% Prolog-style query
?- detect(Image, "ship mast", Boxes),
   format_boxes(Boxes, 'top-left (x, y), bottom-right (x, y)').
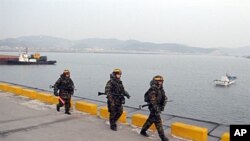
top-left (25, 48), bottom-right (28, 54)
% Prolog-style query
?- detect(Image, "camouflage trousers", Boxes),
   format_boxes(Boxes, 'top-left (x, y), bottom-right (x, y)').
top-left (108, 104), bottom-right (123, 127)
top-left (57, 97), bottom-right (71, 112)
top-left (141, 112), bottom-right (166, 139)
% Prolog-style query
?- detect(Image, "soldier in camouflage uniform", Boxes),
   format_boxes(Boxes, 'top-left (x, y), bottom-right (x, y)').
top-left (105, 69), bottom-right (130, 131)
top-left (54, 70), bottom-right (75, 115)
top-left (140, 75), bottom-right (169, 141)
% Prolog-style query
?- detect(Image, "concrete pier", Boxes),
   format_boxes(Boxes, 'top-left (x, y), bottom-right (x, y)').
top-left (0, 82), bottom-right (229, 141)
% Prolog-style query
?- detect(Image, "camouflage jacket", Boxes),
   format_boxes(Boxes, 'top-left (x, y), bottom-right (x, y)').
top-left (105, 74), bottom-right (126, 106)
top-left (144, 80), bottom-right (168, 112)
top-left (54, 74), bottom-right (75, 98)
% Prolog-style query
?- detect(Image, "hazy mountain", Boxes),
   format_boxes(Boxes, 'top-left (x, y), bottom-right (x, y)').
top-left (121, 40), bottom-right (215, 53)
top-left (1, 35), bottom-right (249, 55)
top-left (72, 38), bottom-right (124, 50)
top-left (0, 35), bottom-right (74, 49)
top-left (71, 38), bottom-right (215, 53)
top-left (217, 46), bottom-right (250, 56)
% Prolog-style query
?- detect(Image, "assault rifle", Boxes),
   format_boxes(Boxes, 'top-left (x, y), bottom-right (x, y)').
top-left (98, 91), bottom-right (131, 99)
top-left (139, 100), bottom-right (173, 109)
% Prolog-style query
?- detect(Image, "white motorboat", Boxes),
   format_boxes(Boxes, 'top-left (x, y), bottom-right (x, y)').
top-left (214, 74), bottom-right (237, 86)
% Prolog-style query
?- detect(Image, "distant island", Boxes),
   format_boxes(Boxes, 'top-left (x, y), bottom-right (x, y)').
top-left (0, 35), bottom-right (249, 56)
top-left (243, 56), bottom-right (250, 59)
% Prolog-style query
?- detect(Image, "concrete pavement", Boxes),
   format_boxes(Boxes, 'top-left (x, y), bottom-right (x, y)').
top-left (0, 91), bottom-right (176, 141)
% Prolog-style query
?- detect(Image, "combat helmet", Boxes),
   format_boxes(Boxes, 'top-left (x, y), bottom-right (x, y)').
top-left (113, 68), bottom-right (122, 75)
top-left (153, 75), bottom-right (164, 81)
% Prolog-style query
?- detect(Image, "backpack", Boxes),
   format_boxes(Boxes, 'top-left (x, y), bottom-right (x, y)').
top-left (144, 88), bottom-right (151, 103)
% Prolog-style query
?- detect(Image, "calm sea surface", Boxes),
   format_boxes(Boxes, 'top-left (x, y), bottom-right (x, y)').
top-left (1, 52), bottom-right (250, 124)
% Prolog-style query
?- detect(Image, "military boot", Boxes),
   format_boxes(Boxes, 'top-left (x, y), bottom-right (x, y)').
top-left (65, 108), bottom-right (71, 115)
top-left (160, 137), bottom-right (169, 141)
top-left (56, 105), bottom-right (60, 112)
top-left (110, 124), bottom-right (117, 131)
top-left (140, 130), bottom-right (150, 137)
top-left (65, 111), bottom-right (71, 115)
top-left (140, 121), bottom-right (151, 137)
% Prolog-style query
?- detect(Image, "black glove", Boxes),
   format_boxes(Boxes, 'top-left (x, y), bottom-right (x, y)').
top-left (159, 106), bottom-right (165, 111)
top-left (124, 91), bottom-right (130, 99)
top-left (54, 90), bottom-right (58, 96)
top-left (125, 94), bottom-right (130, 99)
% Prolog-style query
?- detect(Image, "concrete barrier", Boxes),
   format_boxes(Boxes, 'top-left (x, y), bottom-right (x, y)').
top-left (51, 96), bottom-right (59, 105)
top-left (171, 122), bottom-right (208, 141)
top-left (0, 83), bottom-right (6, 91)
top-left (0, 83), bottom-right (10, 91)
top-left (75, 101), bottom-right (97, 115)
top-left (131, 114), bottom-right (157, 131)
top-left (8, 85), bottom-right (23, 95)
top-left (0, 83), bottom-right (14, 92)
top-left (36, 92), bottom-right (54, 104)
top-left (99, 106), bottom-right (127, 123)
top-left (20, 89), bottom-right (37, 99)
top-left (221, 132), bottom-right (229, 141)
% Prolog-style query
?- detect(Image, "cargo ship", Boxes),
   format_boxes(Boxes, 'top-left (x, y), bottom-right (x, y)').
top-left (0, 55), bottom-right (19, 64)
top-left (0, 52), bottom-right (56, 65)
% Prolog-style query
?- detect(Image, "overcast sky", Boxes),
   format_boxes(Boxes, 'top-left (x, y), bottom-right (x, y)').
top-left (0, 0), bottom-right (249, 48)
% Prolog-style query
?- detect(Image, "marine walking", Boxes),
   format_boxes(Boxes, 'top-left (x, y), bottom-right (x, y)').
top-left (53, 70), bottom-right (75, 115)
top-left (52, 69), bottom-right (169, 140)
top-left (104, 68), bottom-right (130, 131)
top-left (140, 75), bottom-right (169, 141)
